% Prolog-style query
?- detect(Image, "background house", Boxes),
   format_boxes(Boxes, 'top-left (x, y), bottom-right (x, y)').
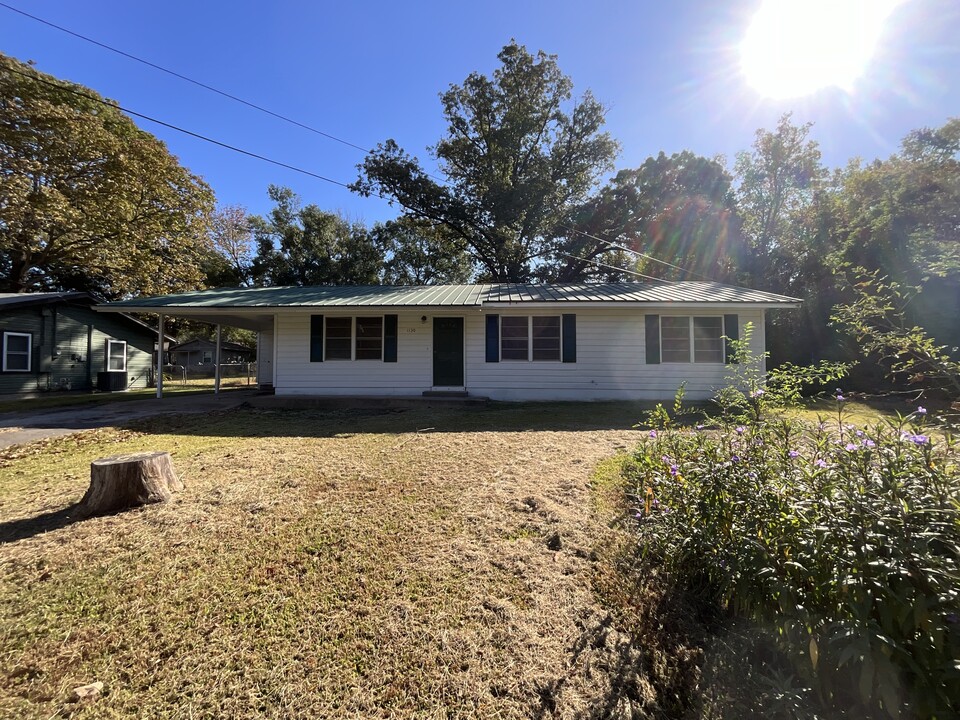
top-left (168, 338), bottom-right (255, 374)
top-left (0, 292), bottom-right (170, 394)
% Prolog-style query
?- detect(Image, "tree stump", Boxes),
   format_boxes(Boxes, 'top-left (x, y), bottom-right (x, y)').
top-left (79, 451), bottom-right (183, 517)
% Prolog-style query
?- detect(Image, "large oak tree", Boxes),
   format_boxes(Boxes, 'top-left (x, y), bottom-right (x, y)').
top-left (0, 53), bottom-right (215, 297)
top-left (353, 41), bottom-right (619, 282)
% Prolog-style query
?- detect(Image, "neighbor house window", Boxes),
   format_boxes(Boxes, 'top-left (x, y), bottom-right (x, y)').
top-left (660, 316), bottom-right (725, 363)
top-left (2, 331), bottom-right (31, 372)
top-left (324, 317), bottom-right (352, 360)
top-left (355, 317), bottom-right (383, 360)
top-left (201, 350), bottom-right (213, 364)
top-left (106, 340), bottom-right (127, 372)
top-left (500, 316), bottom-right (561, 361)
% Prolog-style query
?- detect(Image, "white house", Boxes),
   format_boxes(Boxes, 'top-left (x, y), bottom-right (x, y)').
top-left (98, 283), bottom-right (800, 402)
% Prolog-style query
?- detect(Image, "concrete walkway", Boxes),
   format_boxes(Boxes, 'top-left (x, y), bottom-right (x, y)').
top-left (0, 391), bottom-right (255, 450)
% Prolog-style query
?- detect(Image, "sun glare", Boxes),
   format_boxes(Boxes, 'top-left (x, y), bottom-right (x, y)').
top-left (740, 0), bottom-right (903, 99)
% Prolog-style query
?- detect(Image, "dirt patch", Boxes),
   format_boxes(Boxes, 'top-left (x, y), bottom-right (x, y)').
top-left (0, 405), bottom-right (656, 719)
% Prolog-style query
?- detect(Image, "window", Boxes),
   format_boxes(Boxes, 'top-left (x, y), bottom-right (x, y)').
top-left (660, 317), bottom-right (691, 363)
top-left (693, 317), bottom-right (724, 363)
top-left (2, 332), bottom-right (31, 372)
top-left (201, 350), bottom-right (213, 364)
top-left (325, 318), bottom-right (352, 360)
top-left (500, 317), bottom-right (528, 360)
top-left (532, 316), bottom-right (561, 361)
top-left (660, 316), bottom-right (725, 363)
top-left (322, 317), bottom-right (384, 361)
top-left (106, 340), bottom-right (127, 372)
top-left (355, 317), bottom-right (383, 360)
top-left (500, 316), bottom-right (561, 361)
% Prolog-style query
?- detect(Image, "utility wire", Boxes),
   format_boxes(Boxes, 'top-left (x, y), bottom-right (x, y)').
top-left (6, 65), bottom-right (354, 190)
top-left (0, 1), bottom-right (371, 154)
top-left (561, 254), bottom-right (665, 282)
top-left (561, 225), bottom-right (716, 282)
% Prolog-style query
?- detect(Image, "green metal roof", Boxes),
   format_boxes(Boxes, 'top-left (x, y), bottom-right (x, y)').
top-left (100, 282), bottom-right (801, 310)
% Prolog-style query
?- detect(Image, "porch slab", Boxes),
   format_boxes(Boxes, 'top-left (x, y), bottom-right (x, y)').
top-left (244, 394), bottom-right (489, 410)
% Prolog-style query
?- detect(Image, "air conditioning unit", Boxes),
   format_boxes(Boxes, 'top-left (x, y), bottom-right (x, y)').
top-left (97, 372), bottom-right (128, 392)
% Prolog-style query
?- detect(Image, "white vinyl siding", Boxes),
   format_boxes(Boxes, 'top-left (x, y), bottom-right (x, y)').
top-left (271, 309), bottom-right (764, 401)
top-left (2, 332), bottom-right (31, 372)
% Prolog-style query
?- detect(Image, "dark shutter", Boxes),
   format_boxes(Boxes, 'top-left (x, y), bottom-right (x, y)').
top-left (384, 314), bottom-right (398, 362)
top-left (562, 314), bottom-right (577, 363)
top-left (645, 315), bottom-right (661, 364)
top-left (485, 314), bottom-right (499, 363)
top-left (724, 314), bottom-right (739, 364)
top-left (310, 315), bottom-right (324, 362)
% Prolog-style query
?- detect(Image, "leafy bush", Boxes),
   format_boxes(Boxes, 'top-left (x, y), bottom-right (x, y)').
top-left (627, 402), bottom-right (960, 718)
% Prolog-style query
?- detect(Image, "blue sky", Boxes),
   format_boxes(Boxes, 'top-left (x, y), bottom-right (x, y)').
top-left (2, 0), bottom-right (958, 225)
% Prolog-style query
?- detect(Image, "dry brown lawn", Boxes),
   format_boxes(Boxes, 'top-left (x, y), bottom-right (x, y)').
top-left (0, 403), bottom-right (663, 719)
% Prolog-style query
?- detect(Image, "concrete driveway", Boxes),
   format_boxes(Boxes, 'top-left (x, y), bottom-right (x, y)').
top-left (0, 391), bottom-right (255, 450)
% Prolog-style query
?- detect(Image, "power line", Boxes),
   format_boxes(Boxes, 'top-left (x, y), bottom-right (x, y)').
top-left (5, 65), bottom-right (354, 190)
top-left (0, 1), bottom-right (371, 154)
top-left (561, 254), bottom-right (665, 282)
top-left (561, 225), bottom-right (716, 282)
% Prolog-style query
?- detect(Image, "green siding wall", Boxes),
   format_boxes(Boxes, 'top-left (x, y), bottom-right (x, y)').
top-left (0, 303), bottom-right (156, 394)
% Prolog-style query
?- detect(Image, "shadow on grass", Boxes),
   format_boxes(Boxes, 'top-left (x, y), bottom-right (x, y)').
top-left (0, 503), bottom-right (86, 544)
top-left (123, 400), bottom-right (675, 440)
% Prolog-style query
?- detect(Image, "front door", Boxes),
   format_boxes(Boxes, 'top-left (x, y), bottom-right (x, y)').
top-left (432, 317), bottom-right (464, 386)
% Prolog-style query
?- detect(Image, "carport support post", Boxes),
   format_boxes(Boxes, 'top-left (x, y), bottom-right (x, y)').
top-left (156, 314), bottom-right (164, 399)
top-left (214, 324), bottom-right (222, 395)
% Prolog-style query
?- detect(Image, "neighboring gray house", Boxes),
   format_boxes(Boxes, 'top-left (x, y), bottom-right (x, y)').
top-left (0, 292), bottom-right (167, 394)
top-left (99, 283), bottom-right (801, 401)
top-left (169, 338), bottom-right (255, 373)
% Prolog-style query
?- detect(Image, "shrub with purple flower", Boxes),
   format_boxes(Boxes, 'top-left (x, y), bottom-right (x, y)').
top-left (627, 396), bottom-right (959, 718)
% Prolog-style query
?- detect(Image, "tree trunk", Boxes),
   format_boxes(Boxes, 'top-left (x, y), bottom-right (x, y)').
top-left (79, 451), bottom-right (182, 517)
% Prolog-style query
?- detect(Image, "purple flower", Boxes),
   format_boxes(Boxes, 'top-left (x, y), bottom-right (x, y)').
top-left (815, 459), bottom-right (828, 469)
top-left (845, 443), bottom-right (857, 451)
top-left (788, 450), bottom-right (800, 458)
top-left (863, 439), bottom-right (876, 448)
top-left (735, 426), bottom-right (746, 435)
top-left (669, 464), bottom-right (680, 476)
top-left (731, 455), bottom-right (741, 463)
top-left (695, 424), bottom-right (705, 431)
top-left (855, 430), bottom-right (864, 438)
top-left (750, 388), bottom-right (765, 398)
top-left (911, 434), bottom-right (929, 445)
top-left (661, 455), bottom-right (672, 464)
top-left (917, 406), bottom-right (927, 415)
top-left (635, 512), bottom-right (643, 519)
top-left (836, 394), bottom-right (846, 402)
top-left (648, 430), bottom-right (657, 439)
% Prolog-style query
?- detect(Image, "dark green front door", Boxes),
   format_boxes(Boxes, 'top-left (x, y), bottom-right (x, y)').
top-left (433, 317), bottom-right (464, 386)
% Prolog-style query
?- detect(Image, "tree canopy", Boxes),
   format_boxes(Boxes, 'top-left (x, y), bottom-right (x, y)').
top-left (353, 41), bottom-right (619, 282)
top-left (248, 186), bottom-right (383, 287)
top-left (0, 52), bottom-right (215, 297)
